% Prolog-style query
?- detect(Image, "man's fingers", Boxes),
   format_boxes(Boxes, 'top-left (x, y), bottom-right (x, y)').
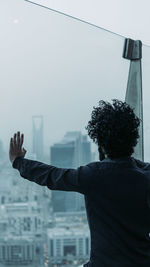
top-left (13, 133), bottom-right (17, 145)
top-left (12, 132), bottom-right (24, 149)
top-left (9, 138), bottom-right (14, 151)
top-left (17, 131), bottom-right (20, 147)
top-left (20, 134), bottom-right (24, 147)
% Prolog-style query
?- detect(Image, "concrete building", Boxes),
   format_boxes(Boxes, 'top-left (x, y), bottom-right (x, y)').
top-left (50, 132), bottom-right (92, 168)
top-left (2, 202), bottom-right (44, 236)
top-left (0, 202), bottom-right (45, 266)
top-left (50, 132), bottom-right (92, 213)
top-left (47, 225), bottom-right (90, 266)
top-left (0, 237), bottom-right (35, 266)
top-left (0, 235), bottom-right (44, 267)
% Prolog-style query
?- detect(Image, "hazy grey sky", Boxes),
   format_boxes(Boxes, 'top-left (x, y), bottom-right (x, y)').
top-left (1, 0), bottom-right (150, 160)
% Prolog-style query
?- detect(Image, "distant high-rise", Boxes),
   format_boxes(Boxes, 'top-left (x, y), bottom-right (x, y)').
top-left (81, 135), bottom-right (92, 165)
top-left (50, 131), bottom-right (92, 212)
top-left (50, 132), bottom-right (92, 168)
top-left (32, 116), bottom-right (44, 161)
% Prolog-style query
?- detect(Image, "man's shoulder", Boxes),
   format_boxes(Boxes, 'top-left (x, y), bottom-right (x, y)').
top-left (82, 161), bottom-right (107, 174)
top-left (133, 157), bottom-right (150, 170)
top-left (85, 161), bottom-right (102, 169)
top-left (85, 158), bottom-right (150, 171)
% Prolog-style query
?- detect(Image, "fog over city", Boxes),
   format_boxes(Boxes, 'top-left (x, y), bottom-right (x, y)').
top-left (0, 0), bottom-right (150, 160)
top-left (0, 0), bottom-right (149, 162)
top-left (0, 1), bottom-right (126, 155)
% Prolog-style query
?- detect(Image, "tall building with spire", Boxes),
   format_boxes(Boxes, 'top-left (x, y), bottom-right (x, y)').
top-left (32, 115), bottom-right (44, 161)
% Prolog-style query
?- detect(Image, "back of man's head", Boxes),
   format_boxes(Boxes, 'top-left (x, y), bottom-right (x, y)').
top-left (86, 99), bottom-right (140, 159)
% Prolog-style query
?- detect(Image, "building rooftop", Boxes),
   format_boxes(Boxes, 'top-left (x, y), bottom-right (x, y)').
top-left (47, 225), bottom-right (90, 238)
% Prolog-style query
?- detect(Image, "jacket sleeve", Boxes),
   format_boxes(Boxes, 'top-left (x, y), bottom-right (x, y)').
top-left (13, 157), bottom-right (92, 195)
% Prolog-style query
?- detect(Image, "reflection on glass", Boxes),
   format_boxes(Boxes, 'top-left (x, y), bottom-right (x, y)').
top-left (0, 0), bottom-right (130, 266)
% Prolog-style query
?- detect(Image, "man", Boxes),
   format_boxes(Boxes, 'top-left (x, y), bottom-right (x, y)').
top-left (9, 99), bottom-right (150, 267)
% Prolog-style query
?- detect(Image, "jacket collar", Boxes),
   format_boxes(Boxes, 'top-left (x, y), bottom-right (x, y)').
top-left (102, 156), bottom-right (132, 163)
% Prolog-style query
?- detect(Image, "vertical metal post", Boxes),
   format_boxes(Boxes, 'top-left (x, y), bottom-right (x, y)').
top-left (123, 39), bottom-right (144, 161)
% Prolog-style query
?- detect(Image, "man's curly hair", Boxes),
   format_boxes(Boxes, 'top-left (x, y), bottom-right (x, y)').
top-left (86, 99), bottom-right (141, 159)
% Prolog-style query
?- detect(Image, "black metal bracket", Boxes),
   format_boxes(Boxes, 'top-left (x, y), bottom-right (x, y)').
top-left (123, 38), bottom-right (142, 60)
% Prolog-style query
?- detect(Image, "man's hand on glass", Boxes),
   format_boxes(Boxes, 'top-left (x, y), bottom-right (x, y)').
top-left (9, 131), bottom-right (27, 164)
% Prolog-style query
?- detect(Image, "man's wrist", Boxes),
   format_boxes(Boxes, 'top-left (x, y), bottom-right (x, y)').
top-left (12, 157), bottom-right (23, 168)
top-left (10, 156), bottom-right (18, 165)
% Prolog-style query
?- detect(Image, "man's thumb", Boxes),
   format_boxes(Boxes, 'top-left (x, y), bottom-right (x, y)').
top-left (23, 148), bottom-right (27, 154)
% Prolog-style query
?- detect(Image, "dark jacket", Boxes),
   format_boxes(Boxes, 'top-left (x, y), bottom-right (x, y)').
top-left (13, 156), bottom-right (150, 267)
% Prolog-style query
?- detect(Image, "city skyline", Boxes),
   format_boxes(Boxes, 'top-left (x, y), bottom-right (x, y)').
top-left (0, 129), bottom-right (90, 266)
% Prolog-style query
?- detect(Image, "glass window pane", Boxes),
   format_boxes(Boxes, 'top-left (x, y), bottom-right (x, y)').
top-left (0, 0), bottom-right (129, 147)
top-left (0, 0), bottom-right (130, 266)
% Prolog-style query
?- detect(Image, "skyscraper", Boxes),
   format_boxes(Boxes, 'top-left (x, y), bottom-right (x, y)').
top-left (32, 115), bottom-right (44, 161)
top-left (50, 131), bottom-right (92, 212)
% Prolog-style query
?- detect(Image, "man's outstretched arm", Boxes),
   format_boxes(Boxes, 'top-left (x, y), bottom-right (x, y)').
top-left (9, 132), bottom-right (90, 194)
